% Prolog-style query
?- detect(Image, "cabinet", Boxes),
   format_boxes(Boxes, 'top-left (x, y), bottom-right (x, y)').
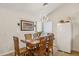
top-left (56, 22), bottom-right (72, 53)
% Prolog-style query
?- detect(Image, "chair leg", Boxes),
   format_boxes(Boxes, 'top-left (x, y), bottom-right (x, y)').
top-left (52, 50), bottom-right (53, 56)
top-left (15, 53), bottom-right (16, 56)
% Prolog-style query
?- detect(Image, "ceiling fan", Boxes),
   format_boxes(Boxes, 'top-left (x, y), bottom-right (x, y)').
top-left (43, 3), bottom-right (48, 6)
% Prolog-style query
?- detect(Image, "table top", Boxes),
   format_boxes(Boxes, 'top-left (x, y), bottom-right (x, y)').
top-left (21, 35), bottom-right (49, 45)
top-left (21, 39), bottom-right (40, 45)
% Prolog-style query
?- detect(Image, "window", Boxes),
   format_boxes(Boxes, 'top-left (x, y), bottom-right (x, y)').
top-left (36, 21), bottom-right (42, 32)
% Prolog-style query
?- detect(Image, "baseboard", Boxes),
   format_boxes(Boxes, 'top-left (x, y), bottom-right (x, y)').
top-left (72, 50), bottom-right (79, 53)
top-left (72, 49), bottom-right (79, 52)
top-left (0, 50), bottom-right (14, 56)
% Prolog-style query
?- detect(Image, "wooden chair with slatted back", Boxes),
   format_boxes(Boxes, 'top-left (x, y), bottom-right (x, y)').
top-left (26, 42), bottom-right (35, 55)
top-left (24, 34), bottom-right (34, 55)
top-left (34, 37), bottom-right (47, 56)
top-left (33, 33), bottom-right (38, 39)
top-left (13, 36), bottom-right (28, 56)
top-left (37, 32), bottom-right (42, 37)
top-left (33, 32), bottom-right (42, 39)
top-left (48, 35), bottom-right (53, 55)
top-left (46, 33), bottom-right (54, 55)
top-left (24, 34), bottom-right (32, 40)
top-left (24, 34), bottom-right (32, 49)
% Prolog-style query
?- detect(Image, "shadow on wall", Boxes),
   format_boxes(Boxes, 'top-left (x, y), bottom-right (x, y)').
top-left (72, 34), bottom-right (79, 51)
top-left (72, 21), bottom-right (79, 51)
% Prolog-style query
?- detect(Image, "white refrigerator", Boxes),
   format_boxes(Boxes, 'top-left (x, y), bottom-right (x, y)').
top-left (56, 22), bottom-right (72, 53)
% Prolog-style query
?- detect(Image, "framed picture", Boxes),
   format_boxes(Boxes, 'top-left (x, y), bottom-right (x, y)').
top-left (21, 20), bottom-right (34, 31)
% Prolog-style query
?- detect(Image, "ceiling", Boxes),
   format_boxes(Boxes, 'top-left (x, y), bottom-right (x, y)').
top-left (0, 3), bottom-right (64, 18)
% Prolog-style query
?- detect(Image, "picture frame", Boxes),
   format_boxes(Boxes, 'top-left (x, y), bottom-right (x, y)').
top-left (21, 20), bottom-right (34, 31)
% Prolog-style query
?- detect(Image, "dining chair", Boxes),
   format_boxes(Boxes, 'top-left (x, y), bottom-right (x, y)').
top-left (46, 33), bottom-right (54, 55)
top-left (13, 36), bottom-right (28, 56)
top-left (26, 42), bottom-right (35, 55)
top-left (33, 33), bottom-right (38, 39)
top-left (37, 32), bottom-right (42, 37)
top-left (47, 33), bottom-right (54, 39)
top-left (24, 34), bottom-right (35, 55)
top-left (33, 32), bottom-right (42, 39)
top-left (24, 34), bottom-right (32, 40)
top-left (34, 37), bottom-right (47, 56)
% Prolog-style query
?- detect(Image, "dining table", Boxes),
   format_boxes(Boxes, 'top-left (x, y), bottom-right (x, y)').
top-left (20, 35), bottom-right (49, 48)
top-left (21, 39), bottom-right (40, 45)
top-left (20, 35), bottom-right (52, 56)
top-left (21, 33), bottom-right (49, 44)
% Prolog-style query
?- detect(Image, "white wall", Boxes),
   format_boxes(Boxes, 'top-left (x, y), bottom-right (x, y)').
top-left (1, 3), bottom-right (79, 55)
top-left (48, 4), bottom-right (79, 51)
top-left (0, 7), bottom-right (36, 55)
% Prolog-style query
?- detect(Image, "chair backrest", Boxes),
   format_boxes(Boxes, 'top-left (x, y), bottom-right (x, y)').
top-left (13, 36), bottom-right (20, 55)
top-left (33, 33), bottom-right (38, 39)
top-left (47, 33), bottom-right (54, 39)
top-left (24, 34), bottom-right (32, 40)
top-left (47, 35), bottom-right (53, 52)
top-left (37, 32), bottom-right (42, 37)
top-left (33, 32), bottom-right (42, 39)
top-left (39, 37), bottom-right (46, 50)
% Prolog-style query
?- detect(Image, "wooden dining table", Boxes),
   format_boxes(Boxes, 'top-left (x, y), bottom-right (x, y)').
top-left (21, 34), bottom-right (48, 44)
top-left (20, 35), bottom-right (52, 56)
top-left (20, 35), bottom-right (48, 49)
